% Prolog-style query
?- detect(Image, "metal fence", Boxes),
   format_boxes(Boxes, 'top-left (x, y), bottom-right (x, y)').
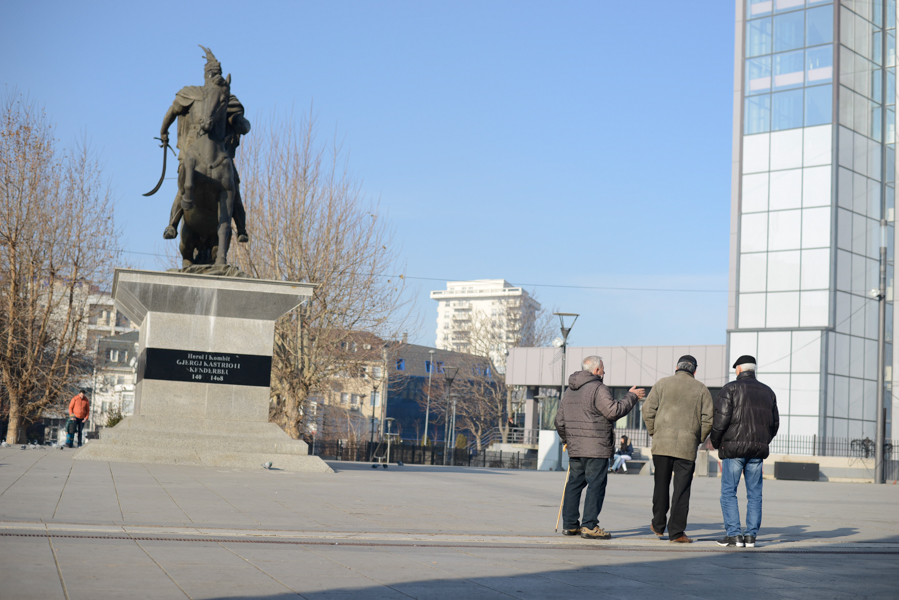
top-left (309, 439), bottom-right (537, 470)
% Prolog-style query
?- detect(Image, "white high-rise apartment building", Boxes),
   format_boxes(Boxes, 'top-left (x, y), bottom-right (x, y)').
top-left (431, 280), bottom-right (541, 362)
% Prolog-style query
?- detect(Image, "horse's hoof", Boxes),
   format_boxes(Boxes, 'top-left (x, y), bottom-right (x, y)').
top-left (163, 226), bottom-right (177, 240)
top-left (237, 233), bottom-right (249, 243)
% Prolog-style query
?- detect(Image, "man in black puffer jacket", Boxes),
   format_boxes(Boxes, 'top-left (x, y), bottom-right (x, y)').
top-left (711, 355), bottom-right (779, 549)
top-left (555, 355), bottom-right (645, 540)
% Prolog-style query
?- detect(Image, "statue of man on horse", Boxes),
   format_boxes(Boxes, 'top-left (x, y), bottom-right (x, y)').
top-left (151, 46), bottom-right (250, 267)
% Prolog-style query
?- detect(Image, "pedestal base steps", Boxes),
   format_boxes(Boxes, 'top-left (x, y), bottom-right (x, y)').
top-left (77, 416), bottom-right (331, 472)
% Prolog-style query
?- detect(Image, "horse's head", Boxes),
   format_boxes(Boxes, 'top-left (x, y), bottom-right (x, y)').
top-left (197, 73), bottom-right (231, 136)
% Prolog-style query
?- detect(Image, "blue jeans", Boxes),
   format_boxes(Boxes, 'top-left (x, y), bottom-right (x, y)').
top-left (720, 458), bottom-right (763, 537)
top-left (562, 457), bottom-right (609, 530)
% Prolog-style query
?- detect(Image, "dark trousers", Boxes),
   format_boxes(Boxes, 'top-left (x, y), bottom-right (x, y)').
top-left (651, 454), bottom-right (695, 539)
top-left (562, 457), bottom-right (609, 531)
top-left (73, 418), bottom-right (85, 447)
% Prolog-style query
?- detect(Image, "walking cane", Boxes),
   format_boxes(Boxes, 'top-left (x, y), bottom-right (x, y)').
top-left (555, 446), bottom-right (570, 532)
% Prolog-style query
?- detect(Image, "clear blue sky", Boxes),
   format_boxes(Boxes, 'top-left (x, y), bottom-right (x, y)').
top-left (3, 1), bottom-right (736, 348)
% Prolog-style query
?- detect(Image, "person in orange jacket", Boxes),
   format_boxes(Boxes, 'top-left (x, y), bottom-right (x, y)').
top-left (67, 390), bottom-right (90, 447)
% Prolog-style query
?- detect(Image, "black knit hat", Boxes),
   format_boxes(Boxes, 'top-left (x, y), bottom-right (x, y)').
top-left (732, 355), bottom-right (756, 368)
top-left (677, 355), bottom-right (697, 367)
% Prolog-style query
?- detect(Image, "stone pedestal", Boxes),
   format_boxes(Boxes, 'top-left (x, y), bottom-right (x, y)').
top-left (77, 268), bottom-right (331, 473)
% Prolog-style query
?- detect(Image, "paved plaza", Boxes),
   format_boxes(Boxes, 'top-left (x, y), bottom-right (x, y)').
top-left (0, 448), bottom-right (896, 599)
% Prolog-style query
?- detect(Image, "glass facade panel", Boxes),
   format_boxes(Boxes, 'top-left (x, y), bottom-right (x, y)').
top-left (775, 11), bottom-right (806, 52)
top-left (740, 253), bottom-right (768, 292)
top-left (742, 173), bottom-right (770, 212)
top-left (806, 6), bottom-right (834, 46)
top-left (749, 18), bottom-right (773, 57)
top-left (772, 89), bottom-right (804, 130)
top-left (801, 206), bottom-right (832, 247)
top-left (747, 56), bottom-right (773, 93)
top-left (806, 46), bottom-right (833, 84)
top-left (802, 165), bottom-right (831, 206)
top-left (769, 168), bottom-right (802, 209)
top-left (805, 84), bottom-right (833, 126)
top-left (767, 250), bottom-right (801, 290)
top-left (768, 210), bottom-right (803, 250)
top-left (746, 95), bottom-right (771, 134)
top-left (776, 0), bottom-right (804, 11)
top-left (775, 50), bottom-right (805, 88)
top-left (748, 0), bottom-right (774, 18)
top-left (771, 129), bottom-right (804, 168)
top-left (801, 248), bottom-right (831, 288)
top-left (742, 213), bottom-right (769, 252)
top-left (739, 293), bottom-right (767, 328)
top-left (766, 291), bottom-right (801, 327)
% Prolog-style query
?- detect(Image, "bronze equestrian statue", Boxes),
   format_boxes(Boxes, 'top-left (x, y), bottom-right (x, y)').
top-left (147, 46), bottom-right (250, 266)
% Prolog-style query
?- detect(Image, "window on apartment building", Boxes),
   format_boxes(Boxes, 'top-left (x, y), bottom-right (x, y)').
top-left (371, 391), bottom-right (380, 407)
top-left (396, 358), bottom-right (405, 371)
top-left (108, 349), bottom-right (119, 362)
top-left (340, 393), bottom-right (349, 405)
top-left (116, 376), bottom-right (124, 386)
top-left (372, 366), bottom-right (382, 379)
top-left (122, 395), bottom-right (134, 415)
top-left (425, 361), bottom-right (445, 374)
top-left (350, 394), bottom-right (360, 408)
top-left (101, 401), bottom-right (111, 413)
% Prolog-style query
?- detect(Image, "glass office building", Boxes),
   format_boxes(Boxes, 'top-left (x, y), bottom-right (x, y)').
top-left (729, 0), bottom-right (896, 441)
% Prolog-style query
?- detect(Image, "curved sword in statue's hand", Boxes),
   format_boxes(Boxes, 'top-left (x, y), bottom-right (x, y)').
top-left (142, 137), bottom-right (176, 197)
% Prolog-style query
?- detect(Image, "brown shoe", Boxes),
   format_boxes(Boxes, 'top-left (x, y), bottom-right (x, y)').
top-left (580, 526), bottom-right (612, 540)
top-left (650, 523), bottom-right (664, 538)
top-left (670, 534), bottom-right (693, 544)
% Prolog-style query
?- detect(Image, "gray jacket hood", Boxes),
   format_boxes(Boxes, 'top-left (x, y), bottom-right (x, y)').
top-left (568, 371), bottom-right (600, 391)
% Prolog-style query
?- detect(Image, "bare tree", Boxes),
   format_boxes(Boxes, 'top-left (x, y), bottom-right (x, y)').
top-left (227, 111), bottom-right (414, 439)
top-left (0, 95), bottom-right (121, 443)
top-left (450, 299), bottom-right (554, 449)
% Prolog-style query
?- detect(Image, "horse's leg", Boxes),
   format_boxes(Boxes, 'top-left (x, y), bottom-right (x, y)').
top-left (181, 156), bottom-right (196, 211)
top-left (215, 176), bottom-right (235, 266)
top-left (180, 224), bottom-right (197, 268)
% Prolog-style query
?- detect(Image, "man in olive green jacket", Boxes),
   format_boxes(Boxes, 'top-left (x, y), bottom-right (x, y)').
top-left (642, 355), bottom-right (713, 543)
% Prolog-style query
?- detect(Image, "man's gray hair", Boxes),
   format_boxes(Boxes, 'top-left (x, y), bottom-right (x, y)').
top-left (739, 362), bottom-right (757, 372)
top-left (676, 360), bottom-right (697, 374)
top-left (582, 355), bottom-right (603, 372)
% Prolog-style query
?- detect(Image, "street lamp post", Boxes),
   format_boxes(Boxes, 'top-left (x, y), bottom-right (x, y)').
top-left (367, 372), bottom-right (383, 462)
top-left (875, 219), bottom-right (887, 484)
top-left (441, 366), bottom-right (459, 465)
top-left (552, 313), bottom-right (579, 403)
top-left (423, 349), bottom-right (435, 446)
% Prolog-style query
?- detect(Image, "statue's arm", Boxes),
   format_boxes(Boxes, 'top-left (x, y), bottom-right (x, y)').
top-left (159, 103), bottom-right (188, 145)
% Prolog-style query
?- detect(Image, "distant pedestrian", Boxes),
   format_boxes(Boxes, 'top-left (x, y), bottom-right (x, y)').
top-left (642, 355), bottom-right (713, 544)
top-left (711, 355), bottom-right (779, 548)
top-left (555, 356), bottom-right (645, 540)
top-left (67, 390), bottom-right (90, 448)
top-left (609, 435), bottom-right (633, 473)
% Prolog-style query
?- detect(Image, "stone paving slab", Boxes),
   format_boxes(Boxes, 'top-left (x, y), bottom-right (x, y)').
top-left (0, 448), bottom-right (896, 599)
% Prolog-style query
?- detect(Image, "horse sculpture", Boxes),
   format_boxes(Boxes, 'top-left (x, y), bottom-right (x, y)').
top-left (149, 46), bottom-right (247, 267)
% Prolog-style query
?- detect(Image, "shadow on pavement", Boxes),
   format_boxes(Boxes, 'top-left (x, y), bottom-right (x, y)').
top-left (324, 461), bottom-right (512, 475)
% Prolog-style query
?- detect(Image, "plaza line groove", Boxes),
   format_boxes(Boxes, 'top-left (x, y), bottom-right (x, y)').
top-left (1, 533), bottom-right (895, 555)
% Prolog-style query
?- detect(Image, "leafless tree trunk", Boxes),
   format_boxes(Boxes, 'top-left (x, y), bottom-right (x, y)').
top-left (228, 110), bottom-right (414, 439)
top-left (0, 95), bottom-right (121, 443)
top-left (450, 300), bottom-right (554, 449)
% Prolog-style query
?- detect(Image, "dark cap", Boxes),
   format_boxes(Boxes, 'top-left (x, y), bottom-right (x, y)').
top-left (732, 355), bottom-right (756, 368)
top-left (677, 355), bottom-right (697, 367)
